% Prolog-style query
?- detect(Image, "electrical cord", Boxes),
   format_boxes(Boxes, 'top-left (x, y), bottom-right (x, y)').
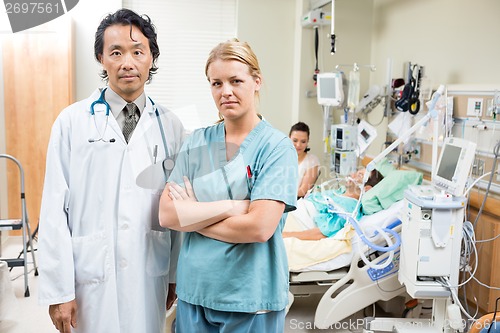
top-left (363, 103), bottom-right (386, 127)
top-left (475, 232), bottom-right (500, 243)
top-left (429, 222), bottom-right (481, 322)
top-left (313, 26), bottom-right (320, 85)
top-left (464, 172), bottom-right (492, 196)
top-left (462, 215), bottom-right (500, 290)
top-left (487, 297), bottom-right (500, 333)
top-left (461, 221), bottom-right (477, 317)
top-left (455, 222), bottom-right (479, 288)
top-left (473, 140), bottom-right (500, 228)
top-left (439, 276), bottom-right (477, 321)
top-left (471, 276), bottom-right (500, 291)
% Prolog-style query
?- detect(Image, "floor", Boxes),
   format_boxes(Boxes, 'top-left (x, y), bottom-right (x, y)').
top-left (0, 236), bottom-right (381, 333)
top-left (0, 236), bottom-right (56, 333)
top-left (285, 294), bottom-right (369, 333)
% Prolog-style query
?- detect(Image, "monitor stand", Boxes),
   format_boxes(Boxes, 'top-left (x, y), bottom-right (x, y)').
top-left (363, 298), bottom-right (462, 333)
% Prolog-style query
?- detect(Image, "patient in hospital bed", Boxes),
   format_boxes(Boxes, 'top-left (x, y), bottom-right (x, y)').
top-left (283, 159), bottom-right (423, 271)
top-left (283, 168), bottom-right (384, 240)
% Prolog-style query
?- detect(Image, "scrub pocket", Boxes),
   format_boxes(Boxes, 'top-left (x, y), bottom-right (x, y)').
top-left (72, 231), bottom-right (110, 285)
top-left (146, 230), bottom-right (171, 277)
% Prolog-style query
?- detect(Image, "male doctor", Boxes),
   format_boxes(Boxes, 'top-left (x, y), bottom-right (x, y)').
top-left (38, 9), bottom-right (185, 333)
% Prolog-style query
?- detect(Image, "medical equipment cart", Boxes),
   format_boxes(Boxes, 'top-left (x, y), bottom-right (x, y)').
top-left (0, 154), bottom-right (38, 297)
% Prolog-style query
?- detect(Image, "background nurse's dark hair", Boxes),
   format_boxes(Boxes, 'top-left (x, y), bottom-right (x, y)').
top-left (289, 122), bottom-right (311, 152)
top-left (94, 8), bottom-right (160, 82)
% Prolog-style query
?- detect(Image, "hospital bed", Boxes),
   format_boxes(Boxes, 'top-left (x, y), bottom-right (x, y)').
top-left (284, 172), bottom-right (420, 329)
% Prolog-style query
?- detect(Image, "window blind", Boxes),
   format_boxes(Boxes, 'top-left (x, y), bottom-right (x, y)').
top-left (122, 0), bottom-right (237, 131)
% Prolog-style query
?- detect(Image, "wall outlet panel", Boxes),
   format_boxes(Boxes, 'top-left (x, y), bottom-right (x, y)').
top-left (467, 98), bottom-right (484, 116)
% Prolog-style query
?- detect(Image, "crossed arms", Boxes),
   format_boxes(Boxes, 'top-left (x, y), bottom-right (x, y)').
top-left (159, 176), bottom-right (285, 243)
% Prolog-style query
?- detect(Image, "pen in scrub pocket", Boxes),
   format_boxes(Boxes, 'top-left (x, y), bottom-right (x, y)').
top-left (153, 145), bottom-right (158, 164)
top-left (246, 165), bottom-right (253, 192)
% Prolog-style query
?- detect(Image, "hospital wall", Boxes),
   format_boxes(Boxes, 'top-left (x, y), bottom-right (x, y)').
top-left (366, 0), bottom-right (500, 196)
top-left (274, 0), bottom-right (500, 179)
top-left (300, 0), bottom-right (500, 177)
top-left (236, 0), bottom-right (373, 145)
top-left (0, 0), bottom-right (121, 243)
top-left (294, 0), bottom-right (374, 176)
top-left (367, 0), bottom-right (500, 159)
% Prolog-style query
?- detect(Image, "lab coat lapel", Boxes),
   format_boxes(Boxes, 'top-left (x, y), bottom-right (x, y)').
top-left (126, 100), bottom-right (167, 192)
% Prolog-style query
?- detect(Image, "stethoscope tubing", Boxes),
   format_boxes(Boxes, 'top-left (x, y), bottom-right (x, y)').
top-left (89, 88), bottom-right (171, 180)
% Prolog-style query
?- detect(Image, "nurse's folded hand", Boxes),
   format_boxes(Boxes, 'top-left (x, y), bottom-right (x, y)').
top-left (168, 176), bottom-right (198, 202)
top-left (229, 200), bottom-right (250, 217)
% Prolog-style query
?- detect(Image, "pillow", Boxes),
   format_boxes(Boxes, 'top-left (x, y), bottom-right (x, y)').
top-left (373, 157), bottom-right (396, 177)
top-left (361, 170), bottom-right (423, 215)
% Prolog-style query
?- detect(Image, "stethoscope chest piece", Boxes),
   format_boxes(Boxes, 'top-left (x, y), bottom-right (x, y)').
top-left (88, 88), bottom-right (115, 143)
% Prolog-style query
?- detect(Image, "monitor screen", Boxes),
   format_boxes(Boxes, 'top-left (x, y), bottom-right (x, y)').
top-left (360, 128), bottom-right (370, 141)
top-left (436, 144), bottom-right (461, 181)
top-left (319, 77), bottom-right (336, 98)
top-left (432, 137), bottom-right (477, 196)
top-left (316, 72), bottom-right (343, 107)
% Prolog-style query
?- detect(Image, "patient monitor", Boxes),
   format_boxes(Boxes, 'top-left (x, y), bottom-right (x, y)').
top-left (399, 137), bottom-right (476, 297)
top-left (364, 137), bottom-right (477, 333)
top-left (357, 120), bottom-right (377, 155)
top-left (432, 137), bottom-right (477, 197)
top-left (331, 124), bottom-right (357, 151)
top-left (330, 124), bottom-right (357, 175)
top-left (332, 150), bottom-right (357, 175)
top-left (317, 72), bottom-right (343, 107)
top-left (399, 192), bottom-right (467, 298)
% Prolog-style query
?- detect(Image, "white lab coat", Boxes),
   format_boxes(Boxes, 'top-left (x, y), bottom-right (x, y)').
top-left (38, 89), bottom-right (185, 333)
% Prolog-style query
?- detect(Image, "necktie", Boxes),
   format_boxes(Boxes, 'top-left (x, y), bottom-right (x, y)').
top-left (122, 103), bottom-right (138, 143)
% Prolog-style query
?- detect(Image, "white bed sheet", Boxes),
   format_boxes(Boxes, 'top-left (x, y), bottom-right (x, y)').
top-left (287, 200), bottom-right (404, 272)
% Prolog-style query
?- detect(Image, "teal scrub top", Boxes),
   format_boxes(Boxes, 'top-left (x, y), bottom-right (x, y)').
top-left (168, 120), bottom-right (298, 313)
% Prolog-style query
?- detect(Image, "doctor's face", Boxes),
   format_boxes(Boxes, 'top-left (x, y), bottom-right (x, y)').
top-left (207, 59), bottom-right (261, 122)
top-left (99, 24), bottom-right (153, 102)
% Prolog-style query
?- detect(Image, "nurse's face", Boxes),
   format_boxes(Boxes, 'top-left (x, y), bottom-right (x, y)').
top-left (99, 24), bottom-right (153, 102)
top-left (290, 130), bottom-right (309, 156)
top-left (207, 59), bottom-right (261, 122)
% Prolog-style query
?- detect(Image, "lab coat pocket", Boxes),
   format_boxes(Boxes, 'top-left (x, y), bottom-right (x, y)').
top-left (71, 231), bottom-right (110, 285)
top-left (146, 230), bottom-right (171, 277)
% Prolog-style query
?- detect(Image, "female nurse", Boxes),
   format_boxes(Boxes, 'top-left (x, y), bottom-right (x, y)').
top-left (289, 122), bottom-right (320, 198)
top-left (159, 39), bottom-right (298, 333)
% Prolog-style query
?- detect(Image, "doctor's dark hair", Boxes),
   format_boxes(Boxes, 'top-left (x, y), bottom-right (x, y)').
top-left (94, 8), bottom-right (160, 82)
top-left (289, 122), bottom-right (311, 152)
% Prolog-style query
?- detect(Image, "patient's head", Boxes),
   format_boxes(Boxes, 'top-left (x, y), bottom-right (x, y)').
top-left (345, 168), bottom-right (384, 199)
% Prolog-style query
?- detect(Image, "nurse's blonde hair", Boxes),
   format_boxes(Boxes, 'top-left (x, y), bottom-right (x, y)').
top-left (205, 38), bottom-right (262, 122)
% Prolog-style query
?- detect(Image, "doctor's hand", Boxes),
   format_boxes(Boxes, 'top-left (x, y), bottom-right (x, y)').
top-left (168, 176), bottom-right (197, 202)
top-left (49, 299), bottom-right (77, 333)
top-left (166, 283), bottom-right (177, 310)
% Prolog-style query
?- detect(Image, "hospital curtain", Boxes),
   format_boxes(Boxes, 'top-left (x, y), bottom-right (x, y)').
top-left (122, 0), bottom-right (238, 132)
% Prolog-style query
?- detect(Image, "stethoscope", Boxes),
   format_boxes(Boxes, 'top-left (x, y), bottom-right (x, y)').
top-left (88, 88), bottom-right (171, 179)
top-left (88, 88), bottom-right (115, 143)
